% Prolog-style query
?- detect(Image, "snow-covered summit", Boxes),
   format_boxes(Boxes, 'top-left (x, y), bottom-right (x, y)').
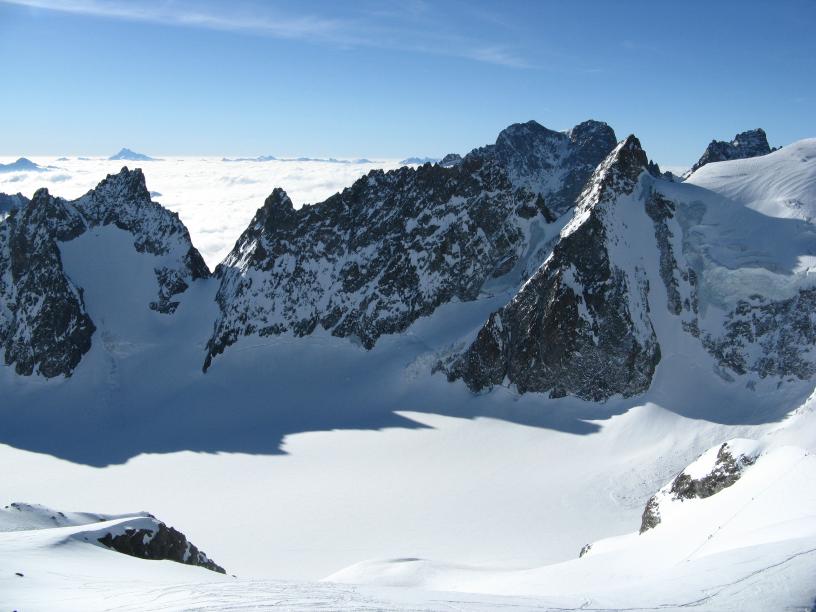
top-left (467, 119), bottom-right (618, 215)
top-left (400, 156), bottom-right (439, 165)
top-left (109, 148), bottom-right (158, 162)
top-left (448, 130), bottom-right (816, 399)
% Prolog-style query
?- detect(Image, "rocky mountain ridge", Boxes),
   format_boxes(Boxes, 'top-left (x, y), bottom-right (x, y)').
top-left (686, 128), bottom-right (772, 176)
top-left (1, 123), bottom-right (814, 405)
top-left (203, 119), bottom-right (617, 370)
top-left (0, 167), bottom-right (207, 377)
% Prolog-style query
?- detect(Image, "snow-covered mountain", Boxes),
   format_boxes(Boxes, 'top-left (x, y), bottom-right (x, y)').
top-left (109, 148), bottom-right (159, 162)
top-left (0, 157), bottom-right (48, 173)
top-left (204, 119), bottom-right (616, 369)
top-left (0, 167), bottom-right (208, 377)
top-left (447, 134), bottom-right (816, 400)
top-left (1, 121), bottom-right (816, 609)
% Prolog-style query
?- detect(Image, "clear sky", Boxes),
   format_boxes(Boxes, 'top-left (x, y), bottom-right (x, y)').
top-left (0, 0), bottom-right (813, 167)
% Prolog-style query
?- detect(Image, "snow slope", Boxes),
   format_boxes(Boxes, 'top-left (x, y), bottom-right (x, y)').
top-left (3, 408), bottom-right (815, 610)
top-left (686, 138), bottom-right (816, 222)
top-left (328, 406), bottom-right (816, 610)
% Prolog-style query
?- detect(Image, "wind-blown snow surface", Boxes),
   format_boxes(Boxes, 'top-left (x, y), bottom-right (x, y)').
top-left (686, 138), bottom-right (816, 222)
top-left (0, 156), bottom-right (405, 267)
top-left (2, 140), bottom-right (816, 610)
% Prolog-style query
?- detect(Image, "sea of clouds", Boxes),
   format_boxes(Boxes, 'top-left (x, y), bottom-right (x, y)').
top-left (0, 156), bottom-right (407, 268)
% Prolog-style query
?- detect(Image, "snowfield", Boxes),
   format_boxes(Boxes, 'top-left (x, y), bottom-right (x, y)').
top-left (686, 138), bottom-right (816, 222)
top-left (2, 139), bottom-right (816, 610)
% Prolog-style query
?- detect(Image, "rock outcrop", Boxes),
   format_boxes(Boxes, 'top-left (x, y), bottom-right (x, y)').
top-left (701, 289), bottom-right (816, 381)
top-left (687, 129), bottom-right (771, 175)
top-left (640, 439), bottom-right (761, 533)
top-left (445, 136), bottom-right (661, 401)
top-left (98, 520), bottom-right (225, 574)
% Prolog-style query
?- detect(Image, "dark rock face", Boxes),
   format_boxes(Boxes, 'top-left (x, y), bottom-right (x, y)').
top-left (0, 189), bottom-right (95, 377)
top-left (0, 168), bottom-right (208, 377)
top-left (205, 120), bottom-right (617, 369)
top-left (639, 497), bottom-right (661, 533)
top-left (0, 192), bottom-right (29, 219)
top-left (438, 153), bottom-right (463, 168)
top-left (469, 119), bottom-right (617, 215)
top-left (645, 191), bottom-right (696, 317)
top-left (446, 136), bottom-right (661, 401)
top-left (688, 129), bottom-right (771, 175)
top-left (640, 441), bottom-right (758, 533)
top-left (702, 289), bottom-right (816, 380)
top-left (98, 522), bottom-right (225, 574)
top-left (669, 444), bottom-right (755, 500)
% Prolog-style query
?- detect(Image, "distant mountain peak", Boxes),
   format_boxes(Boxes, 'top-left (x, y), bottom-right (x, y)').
top-left (687, 128), bottom-right (771, 175)
top-left (568, 119), bottom-right (614, 140)
top-left (108, 148), bottom-right (158, 162)
top-left (0, 157), bottom-right (48, 173)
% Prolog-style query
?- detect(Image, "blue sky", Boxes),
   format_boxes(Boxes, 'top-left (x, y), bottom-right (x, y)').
top-left (0, 0), bottom-right (813, 166)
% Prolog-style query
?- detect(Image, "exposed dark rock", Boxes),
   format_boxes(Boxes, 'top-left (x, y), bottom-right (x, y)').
top-left (446, 136), bottom-right (661, 401)
top-left (645, 192), bottom-right (683, 315)
top-left (579, 543), bottom-right (592, 558)
top-left (701, 289), bottom-right (816, 380)
top-left (438, 153), bottom-right (463, 168)
top-left (0, 192), bottom-right (29, 219)
top-left (97, 522), bottom-right (225, 574)
top-left (205, 120), bottom-right (617, 369)
top-left (0, 189), bottom-right (95, 377)
top-left (468, 119), bottom-right (618, 215)
top-left (639, 496), bottom-right (661, 533)
top-left (640, 441), bottom-right (758, 533)
top-left (687, 129), bottom-right (771, 175)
